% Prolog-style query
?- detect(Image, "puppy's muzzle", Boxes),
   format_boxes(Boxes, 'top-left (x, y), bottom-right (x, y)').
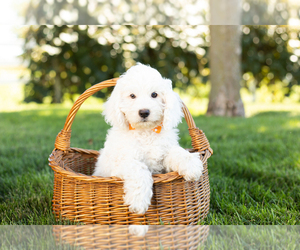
top-left (139, 109), bottom-right (150, 118)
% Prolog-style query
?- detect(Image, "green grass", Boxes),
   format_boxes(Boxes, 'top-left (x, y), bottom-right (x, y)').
top-left (0, 105), bottom-right (300, 225)
top-left (203, 225), bottom-right (300, 249)
top-left (1, 225), bottom-right (299, 249)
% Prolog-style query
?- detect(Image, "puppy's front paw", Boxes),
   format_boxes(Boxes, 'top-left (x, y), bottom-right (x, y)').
top-left (182, 153), bottom-right (203, 182)
top-left (123, 167), bottom-right (153, 215)
top-left (127, 199), bottom-right (150, 215)
top-left (129, 225), bottom-right (149, 237)
top-left (124, 181), bottom-right (152, 214)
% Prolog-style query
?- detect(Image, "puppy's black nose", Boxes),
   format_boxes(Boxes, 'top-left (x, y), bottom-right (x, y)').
top-left (139, 109), bottom-right (150, 118)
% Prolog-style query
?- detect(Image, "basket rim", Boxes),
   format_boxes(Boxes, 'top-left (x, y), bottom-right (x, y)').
top-left (49, 147), bottom-right (210, 184)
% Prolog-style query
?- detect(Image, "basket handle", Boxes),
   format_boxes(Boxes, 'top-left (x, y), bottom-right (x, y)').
top-left (54, 78), bottom-right (213, 159)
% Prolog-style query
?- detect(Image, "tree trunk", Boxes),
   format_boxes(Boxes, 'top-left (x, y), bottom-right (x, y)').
top-left (207, 0), bottom-right (245, 117)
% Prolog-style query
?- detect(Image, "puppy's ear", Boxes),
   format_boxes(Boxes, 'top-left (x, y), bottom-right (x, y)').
top-left (102, 83), bottom-right (127, 129)
top-left (163, 79), bottom-right (183, 130)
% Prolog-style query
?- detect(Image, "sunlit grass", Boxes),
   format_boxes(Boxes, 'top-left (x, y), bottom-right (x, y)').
top-left (287, 120), bottom-right (300, 128)
top-left (1, 83), bottom-right (300, 117)
top-left (244, 102), bottom-right (300, 117)
top-left (0, 83), bottom-right (104, 113)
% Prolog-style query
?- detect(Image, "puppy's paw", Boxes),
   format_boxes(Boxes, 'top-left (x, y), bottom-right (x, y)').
top-left (129, 225), bottom-right (149, 237)
top-left (124, 183), bottom-right (152, 214)
top-left (182, 153), bottom-right (203, 182)
top-left (122, 163), bottom-right (153, 214)
top-left (127, 199), bottom-right (150, 215)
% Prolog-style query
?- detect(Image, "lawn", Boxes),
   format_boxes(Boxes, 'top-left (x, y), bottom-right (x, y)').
top-left (0, 103), bottom-right (300, 225)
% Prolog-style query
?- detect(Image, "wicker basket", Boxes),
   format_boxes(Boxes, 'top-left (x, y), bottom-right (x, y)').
top-left (53, 225), bottom-right (210, 250)
top-left (49, 78), bottom-right (213, 225)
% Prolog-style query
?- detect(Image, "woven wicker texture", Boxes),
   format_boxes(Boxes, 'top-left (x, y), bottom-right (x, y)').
top-left (53, 225), bottom-right (210, 250)
top-left (49, 78), bottom-right (213, 225)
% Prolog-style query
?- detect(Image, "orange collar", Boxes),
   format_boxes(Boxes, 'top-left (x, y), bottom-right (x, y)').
top-left (129, 123), bottom-right (163, 134)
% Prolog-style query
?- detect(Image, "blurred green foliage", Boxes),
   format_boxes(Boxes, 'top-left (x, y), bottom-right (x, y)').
top-left (22, 26), bottom-right (125, 103)
top-left (242, 26), bottom-right (300, 101)
top-left (22, 25), bottom-right (208, 103)
top-left (21, 0), bottom-right (300, 103)
top-left (22, 24), bottom-right (300, 103)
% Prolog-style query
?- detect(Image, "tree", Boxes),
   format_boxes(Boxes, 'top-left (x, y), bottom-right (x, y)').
top-left (20, 0), bottom-right (210, 104)
top-left (207, 0), bottom-right (245, 116)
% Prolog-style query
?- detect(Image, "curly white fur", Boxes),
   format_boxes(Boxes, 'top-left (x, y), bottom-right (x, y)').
top-left (93, 63), bottom-right (203, 214)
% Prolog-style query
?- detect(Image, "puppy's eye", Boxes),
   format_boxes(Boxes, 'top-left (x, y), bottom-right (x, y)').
top-left (151, 92), bottom-right (158, 98)
top-left (130, 94), bottom-right (136, 99)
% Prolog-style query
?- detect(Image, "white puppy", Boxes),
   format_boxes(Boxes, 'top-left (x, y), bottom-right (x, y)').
top-left (93, 63), bottom-right (203, 214)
